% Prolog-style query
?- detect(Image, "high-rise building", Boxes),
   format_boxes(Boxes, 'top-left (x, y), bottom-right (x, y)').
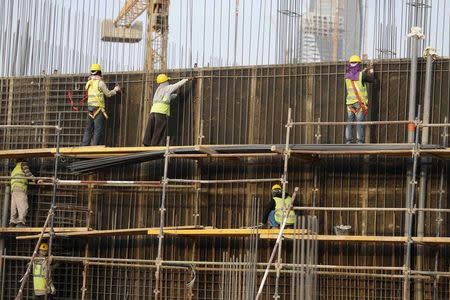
top-left (277, 0), bottom-right (364, 63)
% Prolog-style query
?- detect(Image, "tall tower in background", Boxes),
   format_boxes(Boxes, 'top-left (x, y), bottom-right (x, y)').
top-left (277, 0), bottom-right (364, 63)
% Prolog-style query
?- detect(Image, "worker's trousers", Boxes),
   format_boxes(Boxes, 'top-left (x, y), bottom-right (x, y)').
top-left (345, 102), bottom-right (366, 144)
top-left (10, 188), bottom-right (28, 225)
top-left (81, 110), bottom-right (106, 146)
top-left (143, 112), bottom-right (168, 146)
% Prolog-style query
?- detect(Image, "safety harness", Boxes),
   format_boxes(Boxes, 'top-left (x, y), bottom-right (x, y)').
top-left (67, 80), bottom-right (109, 119)
top-left (349, 80), bottom-right (368, 115)
top-left (67, 87), bottom-right (89, 112)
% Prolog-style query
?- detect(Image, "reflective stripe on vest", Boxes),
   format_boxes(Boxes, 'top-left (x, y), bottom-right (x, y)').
top-left (345, 72), bottom-right (368, 105)
top-left (86, 79), bottom-right (105, 109)
top-left (150, 102), bottom-right (170, 116)
top-left (273, 196), bottom-right (296, 225)
top-left (150, 85), bottom-right (171, 116)
top-left (33, 259), bottom-right (47, 294)
top-left (11, 163), bottom-right (28, 192)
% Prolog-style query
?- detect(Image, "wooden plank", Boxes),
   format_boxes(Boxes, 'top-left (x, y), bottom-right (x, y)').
top-left (141, 228), bottom-right (450, 244)
top-left (16, 225), bottom-right (204, 240)
top-left (147, 228), bottom-right (306, 236)
top-left (1, 227), bottom-right (89, 234)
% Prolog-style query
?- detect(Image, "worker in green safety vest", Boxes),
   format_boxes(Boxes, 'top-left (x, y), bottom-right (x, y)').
top-left (344, 55), bottom-right (375, 144)
top-left (33, 242), bottom-right (56, 298)
top-left (10, 159), bottom-right (35, 227)
top-left (142, 74), bottom-right (192, 146)
top-left (81, 63), bottom-right (121, 146)
top-left (262, 184), bottom-right (297, 228)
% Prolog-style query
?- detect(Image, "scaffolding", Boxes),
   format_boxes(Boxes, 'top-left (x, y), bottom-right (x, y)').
top-left (0, 56), bottom-right (450, 298)
top-left (0, 106), bottom-right (449, 299)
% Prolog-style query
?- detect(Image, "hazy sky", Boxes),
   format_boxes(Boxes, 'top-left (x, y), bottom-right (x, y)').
top-left (1, 0), bottom-right (449, 76)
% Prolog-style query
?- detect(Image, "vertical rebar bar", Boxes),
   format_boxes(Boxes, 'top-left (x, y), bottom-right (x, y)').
top-left (0, 185), bottom-right (10, 299)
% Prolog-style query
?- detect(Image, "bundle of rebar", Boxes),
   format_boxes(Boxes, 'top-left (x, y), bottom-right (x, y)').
top-left (68, 143), bottom-right (444, 173)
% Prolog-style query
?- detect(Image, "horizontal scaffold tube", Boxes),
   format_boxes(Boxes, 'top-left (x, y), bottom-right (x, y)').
top-left (293, 206), bottom-right (450, 213)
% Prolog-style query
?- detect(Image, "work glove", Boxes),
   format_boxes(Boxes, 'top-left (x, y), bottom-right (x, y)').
top-left (114, 85), bottom-right (121, 92)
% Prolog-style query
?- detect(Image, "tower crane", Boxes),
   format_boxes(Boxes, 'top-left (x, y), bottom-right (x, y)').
top-left (102, 0), bottom-right (170, 73)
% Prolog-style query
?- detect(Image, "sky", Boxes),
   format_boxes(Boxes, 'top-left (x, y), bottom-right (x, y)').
top-left (0, 0), bottom-right (449, 76)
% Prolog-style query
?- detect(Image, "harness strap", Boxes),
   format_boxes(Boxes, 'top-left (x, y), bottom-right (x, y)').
top-left (350, 80), bottom-right (368, 115)
top-left (68, 84), bottom-right (90, 112)
top-left (88, 108), bottom-right (109, 120)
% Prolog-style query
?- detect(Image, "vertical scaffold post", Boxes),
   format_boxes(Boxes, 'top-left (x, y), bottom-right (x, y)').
top-left (403, 106), bottom-right (421, 300)
top-left (432, 116), bottom-right (448, 300)
top-left (46, 113), bottom-right (62, 298)
top-left (154, 136), bottom-right (170, 299)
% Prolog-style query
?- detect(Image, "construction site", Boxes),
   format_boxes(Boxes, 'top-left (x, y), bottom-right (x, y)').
top-left (0, 0), bottom-right (450, 299)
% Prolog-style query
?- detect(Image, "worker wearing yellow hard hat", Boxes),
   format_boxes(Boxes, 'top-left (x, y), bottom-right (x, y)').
top-left (39, 242), bottom-right (49, 252)
top-left (344, 54), bottom-right (375, 144)
top-left (33, 242), bottom-right (56, 297)
top-left (262, 184), bottom-right (296, 228)
top-left (81, 63), bottom-right (121, 146)
top-left (143, 73), bottom-right (193, 146)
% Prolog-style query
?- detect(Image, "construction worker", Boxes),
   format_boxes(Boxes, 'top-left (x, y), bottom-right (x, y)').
top-left (81, 63), bottom-right (121, 146)
top-left (10, 159), bottom-right (35, 227)
top-left (33, 242), bottom-right (56, 299)
top-left (262, 184), bottom-right (296, 228)
top-left (344, 55), bottom-right (375, 144)
top-left (143, 74), bottom-right (191, 146)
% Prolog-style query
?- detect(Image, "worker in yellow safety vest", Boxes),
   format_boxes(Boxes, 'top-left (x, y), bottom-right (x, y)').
top-left (344, 55), bottom-right (375, 144)
top-left (262, 184), bottom-right (297, 228)
top-left (81, 63), bottom-right (121, 146)
top-left (33, 242), bottom-right (56, 299)
top-left (143, 74), bottom-right (192, 146)
top-left (10, 159), bottom-right (35, 227)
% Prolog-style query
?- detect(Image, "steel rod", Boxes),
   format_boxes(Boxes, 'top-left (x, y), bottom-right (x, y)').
top-left (293, 206), bottom-right (450, 213)
top-left (154, 136), bottom-right (170, 298)
top-left (256, 187), bottom-right (299, 300)
top-left (403, 108), bottom-right (422, 300)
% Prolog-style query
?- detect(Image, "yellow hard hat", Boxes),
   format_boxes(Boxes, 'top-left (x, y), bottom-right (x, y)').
top-left (90, 63), bottom-right (102, 72)
top-left (39, 243), bottom-right (49, 251)
top-left (272, 184), bottom-right (282, 191)
top-left (156, 74), bottom-right (169, 84)
top-left (349, 55), bottom-right (362, 63)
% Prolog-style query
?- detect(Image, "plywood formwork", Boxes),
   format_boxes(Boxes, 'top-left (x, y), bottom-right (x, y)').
top-left (0, 60), bottom-right (449, 299)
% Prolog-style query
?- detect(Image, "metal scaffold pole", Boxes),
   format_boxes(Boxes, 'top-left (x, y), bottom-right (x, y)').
top-left (432, 116), bottom-right (448, 299)
top-left (13, 116), bottom-right (62, 300)
top-left (415, 46), bottom-right (436, 300)
top-left (154, 136), bottom-right (171, 299)
top-left (403, 107), bottom-right (421, 300)
top-left (46, 112), bottom-right (62, 298)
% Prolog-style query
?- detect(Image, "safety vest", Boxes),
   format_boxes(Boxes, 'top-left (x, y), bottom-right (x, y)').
top-left (150, 102), bottom-right (170, 116)
top-left (33, 258), bottom-right (48, 295)
top-left (86, 79), bottom-right (105, 110)
top-left (345, 72), bottom-right (368, 105)
top-left (274, 196), bottom-right (296, 225)
top-left (11, 163), bottom-right (28, 192)
top-left (150, 83), bottom-right (172, 116)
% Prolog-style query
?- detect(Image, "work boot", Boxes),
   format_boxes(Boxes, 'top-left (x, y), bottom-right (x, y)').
top-left (15, 222), bottom-right (26, 228)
